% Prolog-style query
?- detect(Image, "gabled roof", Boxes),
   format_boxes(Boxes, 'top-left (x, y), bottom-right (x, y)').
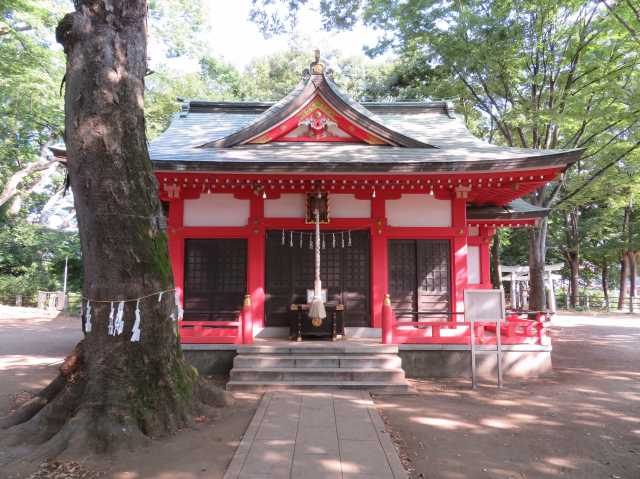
top-left (149, 54), bottom-right (582, 174)
top-left (198, 69), bottom-right (433, 148)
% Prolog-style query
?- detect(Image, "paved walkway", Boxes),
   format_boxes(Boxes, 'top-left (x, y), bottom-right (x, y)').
top-left (223, 390), bottom-right (407, 479)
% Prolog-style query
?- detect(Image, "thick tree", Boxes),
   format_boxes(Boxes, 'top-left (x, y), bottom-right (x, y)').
top-left (0, 0), bottom-right (225, 467)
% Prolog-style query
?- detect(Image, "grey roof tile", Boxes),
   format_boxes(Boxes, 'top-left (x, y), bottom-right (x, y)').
top-left (149, 109), bottom-right (579, 170)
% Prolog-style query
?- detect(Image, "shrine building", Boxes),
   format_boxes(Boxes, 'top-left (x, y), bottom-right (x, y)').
top-left (149, 53), bottom-right (581, 386)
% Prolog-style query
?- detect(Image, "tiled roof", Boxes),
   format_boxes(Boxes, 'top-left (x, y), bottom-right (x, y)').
top-left (467, 199), bottom-right (549, 220)
top-left (149, 107), bottom-right (582, 173)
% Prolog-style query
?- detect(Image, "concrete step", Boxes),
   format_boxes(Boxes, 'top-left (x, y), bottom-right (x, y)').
top-left (229, 367), bottom-right (406, 383)
top-left (226, 380), bottom-right (410, 392)
top-left (233, 354), bottom-right (402, 369)
top-left (236, 344), bottom-right (399, 355)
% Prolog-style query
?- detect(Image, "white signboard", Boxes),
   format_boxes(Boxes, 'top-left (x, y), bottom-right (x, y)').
top-left (464, 289), bottom-right (505, 323)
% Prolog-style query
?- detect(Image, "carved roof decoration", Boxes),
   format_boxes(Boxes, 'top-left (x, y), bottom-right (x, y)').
top-left (198, 52), bottom-right (434, 149)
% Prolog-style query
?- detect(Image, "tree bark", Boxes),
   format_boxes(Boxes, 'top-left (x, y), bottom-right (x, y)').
top-left (628, 251), bottom-right (636, 313)
top-left (490, 230), bottom-right (502, 289)
top-left (601, 261), bottom-right (610, 311)
top-left (0, 137), bottom-right (57, 209)
top-left (568, 254), bottom-right (579, 309)
top-left (528, 218), bottom-right (548, 311)
top-left (618, 254), bottom-right (628, 310)
top-left (1, 0), bottom-right (226, 464)
top-left (618, 204), bottom-right (632, 311)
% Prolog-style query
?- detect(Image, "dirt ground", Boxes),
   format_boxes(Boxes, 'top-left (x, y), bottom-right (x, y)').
top-left (0, 306), bottom-right (259, 479)
top-left (2, 307), bottom-right (639, 479)
top-left (374, 312), bottom-right (640, 479)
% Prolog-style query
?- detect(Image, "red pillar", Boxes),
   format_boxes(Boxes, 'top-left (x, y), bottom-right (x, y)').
top-left (479, 227), bottom-right (494, 288)
top-left (381, 294), bottom-right (393, 344)
top-left (242, 294), bottom-right (253, 344)
top-left (167, 198), bottom-right (185, 307)
top-left (247, 195), bottom-right (265, 330)
top-left (451, 198), bottom-right (468, 320)
top-left (370, 197), bottom-right (388, 329)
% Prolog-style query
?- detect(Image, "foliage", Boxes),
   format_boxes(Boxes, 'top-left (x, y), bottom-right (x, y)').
top-left (146, 46), bottom-right (402, 138)
top-left (0, 0), bottom-right (210, 300)
top-left (0, 218), bottom-right (81, 302)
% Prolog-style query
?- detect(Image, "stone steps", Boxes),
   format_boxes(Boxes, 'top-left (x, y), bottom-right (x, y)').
top-left (233, 354), bottom-right (402, 369)
top-left (226, 380), bottom-right (409, 392)
top-left (227, 343), bottom-right (409, 392)
top-left (230, 367), bottom-right (406, 382)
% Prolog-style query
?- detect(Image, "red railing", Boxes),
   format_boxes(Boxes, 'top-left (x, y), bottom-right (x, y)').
top-left (179, 294), bottom-right (254, 344)
top-left (382, 296), bottom-right (551, 346)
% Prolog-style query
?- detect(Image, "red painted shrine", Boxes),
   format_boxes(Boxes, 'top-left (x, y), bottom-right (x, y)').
top-left (151, 54), bottom-right (581, 347)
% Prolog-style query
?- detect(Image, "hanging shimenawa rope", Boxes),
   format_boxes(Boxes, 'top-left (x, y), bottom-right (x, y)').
top-left (308, 205), bottom-right (326, 321)
top-left (279, 228), bottom-right (366, 249)
top-left (80, 288), bottom-right (179, 342)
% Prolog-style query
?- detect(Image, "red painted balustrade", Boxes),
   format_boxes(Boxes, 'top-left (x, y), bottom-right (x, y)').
top-left (382, 298), bottom-right (551, 346)
top-left (179, 295), bottom-right (254, 344)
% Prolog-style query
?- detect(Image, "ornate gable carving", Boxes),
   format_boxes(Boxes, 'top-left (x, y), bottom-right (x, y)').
top-left (249, 95), bottom-right (385, 145)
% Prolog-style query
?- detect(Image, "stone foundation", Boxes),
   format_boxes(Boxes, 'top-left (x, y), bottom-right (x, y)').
top-left (182, 343), bottom-right (552, 380)
top-left (398, 345), bottom-right (552, 379)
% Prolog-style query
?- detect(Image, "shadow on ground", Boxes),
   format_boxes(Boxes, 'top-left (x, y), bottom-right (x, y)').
top-left (374, 314), bottom-right (640, 479)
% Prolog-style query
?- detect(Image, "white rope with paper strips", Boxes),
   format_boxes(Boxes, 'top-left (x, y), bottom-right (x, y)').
top-left (80, 288), bottom-right (178, 342)
top-left (279, 228), bottom-right (363, 249)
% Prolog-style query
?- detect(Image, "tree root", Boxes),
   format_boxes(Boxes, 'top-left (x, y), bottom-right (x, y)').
top-left (0, 341), bottom-right (232, 472)
top-left (1, 343), bottom-right (84, 431)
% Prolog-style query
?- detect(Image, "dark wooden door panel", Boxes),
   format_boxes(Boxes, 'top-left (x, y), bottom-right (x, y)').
top-left (184, 239), bottom-right (247, 321)
top-left (388, 239), bottom-right (417, 321)
top-left (389, 239), bottom-right (451, 321)
top-left (265, 230), bottom-right (370, 327)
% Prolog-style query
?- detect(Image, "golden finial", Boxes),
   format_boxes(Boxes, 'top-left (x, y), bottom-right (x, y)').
top-left (311, 49), bottom-right (324, 75)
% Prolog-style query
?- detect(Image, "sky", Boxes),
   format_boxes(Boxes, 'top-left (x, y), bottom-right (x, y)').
top-left (153, 0), bottom-right (391, 70)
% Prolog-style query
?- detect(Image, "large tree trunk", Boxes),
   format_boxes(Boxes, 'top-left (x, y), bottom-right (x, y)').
top-left (490, 230), bottom-right (502, 289)
top-left (618, 254), bottom-right (628, 310)
top-left (528, 218), bottom-right (548, 311)
top-left (567, 253), bottom-right (579, 309)
top-left (1, 0), bottom-right (225, 465)
top-left (628, 251), bottom-right (636, 313)
top-left (602, 261), bottom-right (610, 311)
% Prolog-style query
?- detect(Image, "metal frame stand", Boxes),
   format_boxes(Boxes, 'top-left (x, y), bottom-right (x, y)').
top-left (465, 289), bottom-right (505, 389)
top-left (470, 316), bottom-right (503, 388)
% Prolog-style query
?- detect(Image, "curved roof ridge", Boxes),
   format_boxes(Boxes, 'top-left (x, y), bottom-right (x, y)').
top-left (197, 71), bottom-right (435, 149)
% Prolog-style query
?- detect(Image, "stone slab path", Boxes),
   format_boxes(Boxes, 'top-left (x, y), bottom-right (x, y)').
top-left (223, 390), bottom-right (407, 479)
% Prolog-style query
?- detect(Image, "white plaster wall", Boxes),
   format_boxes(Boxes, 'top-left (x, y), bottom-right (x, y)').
top-left (265, 194), bottom-right (305, 217)
top-left (183, 194), bottom-right (249, 226)
top-left (468, 245), bottom-right (481, 285)
top-left (330, 194), bottom-right (371, 218)
top-left (386, 195), bottom-right (452, 227)
top-left (469, 226), bottom-right (479, 236)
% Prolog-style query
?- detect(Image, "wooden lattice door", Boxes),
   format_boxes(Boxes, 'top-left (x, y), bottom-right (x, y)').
top-left (265, 230), bottom-right (370, 327)
top-left (388, 239), bottom-right (451, 321)
top-left (184, 239), bottom-right (247, 321)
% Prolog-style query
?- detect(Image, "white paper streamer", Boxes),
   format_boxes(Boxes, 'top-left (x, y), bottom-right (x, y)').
top-left (84, 301), bottom-right (92, 333)
top-left (114, 301), bottom-right (125, 335)
top-left (174, 291), bottom-right (183, 321)
top-left (158, 291), bottom-right (164, 303)
top-left (131, 299), bottom-right (141, 342)
top-left (108, 301), bottom-right (115, 335)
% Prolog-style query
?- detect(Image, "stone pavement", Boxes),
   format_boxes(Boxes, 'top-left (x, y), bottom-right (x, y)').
top-left (223, 390), bottom-right (407, 479)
